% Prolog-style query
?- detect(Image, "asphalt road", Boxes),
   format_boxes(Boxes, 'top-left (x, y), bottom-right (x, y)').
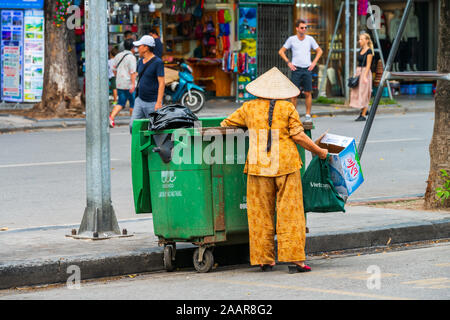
top-left (1, 242), bottom-right (448, 300)
top-left (0, 112), bottom-right (433, 229)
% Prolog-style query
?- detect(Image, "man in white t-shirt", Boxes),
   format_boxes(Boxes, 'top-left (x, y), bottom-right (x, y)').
top-left (279, 19), bottom-right (323, 123)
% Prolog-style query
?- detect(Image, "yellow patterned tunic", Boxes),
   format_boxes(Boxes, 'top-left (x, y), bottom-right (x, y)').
top-left (221, 99), bottom-right (307, 265)
top-left (220, 99), bottom-right (304, 177)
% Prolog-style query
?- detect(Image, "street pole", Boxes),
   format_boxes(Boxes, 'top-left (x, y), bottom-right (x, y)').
top-left (353, 0), bottom-right (357, 76)
top-left (345, 0), bottom-right (350, 101)
top-left (358, 0), bottom-right (414, 158)
top-left (76, 0), bottom-right (121, 239)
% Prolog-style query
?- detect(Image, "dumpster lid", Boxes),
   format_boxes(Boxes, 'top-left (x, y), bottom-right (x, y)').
top-left (198, 127), bottom-right (248, 136)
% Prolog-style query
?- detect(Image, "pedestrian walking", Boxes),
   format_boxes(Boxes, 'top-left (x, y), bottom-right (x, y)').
top-left (108, 47), bottom-right (119, 106)
top-left (349, 32), bottom-right (374, 121)
top-left (149, 29), bottom-right (163, 59)
top-left (279, 19), bottom-right (323, 123)
top-left (109, 39), bottom-right (137, 128)
top-left (220, 67), bottom-right (328, 273)
top-left (129, 35), bottom-right (165, 134)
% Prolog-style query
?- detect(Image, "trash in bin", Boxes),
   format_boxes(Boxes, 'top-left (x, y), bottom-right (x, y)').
top-left (152, 133), bottom-right (174, 163)
top-left (316, 133), bottom-right (364, 200)
top-left (149, 104), bottom-right (198, 131)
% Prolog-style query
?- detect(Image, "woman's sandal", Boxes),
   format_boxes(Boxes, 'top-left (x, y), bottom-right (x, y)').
top-left (259, 264), bottom-right (275, 272)
top-left (288, 264), bottom-right (312, 274)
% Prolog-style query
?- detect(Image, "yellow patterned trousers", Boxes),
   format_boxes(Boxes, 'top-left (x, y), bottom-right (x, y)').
top-left (246, 170), bottom-right (306, 265)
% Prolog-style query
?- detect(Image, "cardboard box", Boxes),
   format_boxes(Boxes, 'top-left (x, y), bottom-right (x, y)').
top-left (318, 133), bottom-right (364, 200)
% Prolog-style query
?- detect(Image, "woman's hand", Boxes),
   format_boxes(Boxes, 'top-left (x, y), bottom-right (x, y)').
top-left (362, 74), bottom-right (368, 84)
top-left (312, 147), bottom-right (328, 160)
top-left (318, 148), bottom-right (328, 160)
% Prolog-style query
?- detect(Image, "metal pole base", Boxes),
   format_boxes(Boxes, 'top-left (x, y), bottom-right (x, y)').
top-left (66, 231), bottom-right (133, 240)
top-left (66, 205), bottom-right (131, 240)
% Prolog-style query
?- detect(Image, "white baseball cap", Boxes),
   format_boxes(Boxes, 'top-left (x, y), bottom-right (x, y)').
top-left (133, 35), bottom-right (155, 47)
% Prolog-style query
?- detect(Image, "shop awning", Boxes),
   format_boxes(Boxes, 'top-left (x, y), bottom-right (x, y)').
top-left (0, 0), bottom-right (44, 9)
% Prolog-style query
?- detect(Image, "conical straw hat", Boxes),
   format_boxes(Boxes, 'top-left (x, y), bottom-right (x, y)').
top-left (246, 67), bottom-right (300, 100)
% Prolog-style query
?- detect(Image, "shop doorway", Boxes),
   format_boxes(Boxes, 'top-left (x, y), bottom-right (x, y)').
top-left (257, 4), bottom-right (292, 77)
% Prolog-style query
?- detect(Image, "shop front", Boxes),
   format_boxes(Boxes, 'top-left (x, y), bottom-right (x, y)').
top-left (368, 0), bottom-right (439, 96)
top-left (236, 0), bottom-right (295, 101)
top-left (369, 0), bottom-right (438, 72)
top-left (104, 0), bottom-right (236, 98)
top-left (101, 1), bottom-right (336, 100)
top-left (75, 0), bottom-right (340, 101)
top-left (294, 0), bottom-right (439, 98)
top-left (160, 1), bottom-right (235, 97)
top-left (0, 0), bottom-right (45, 104)
top-left (85, 0), bottom-right (439, 101)
top-left (236, 0), bottom-right (335, 101)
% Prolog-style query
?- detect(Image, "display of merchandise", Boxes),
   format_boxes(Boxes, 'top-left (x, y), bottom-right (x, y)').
top-left (139, 4), bottom-right (161, 39)
top-left (108, 2), bottom-right (137, 49)
top-left (237, 5), bottom-right (257, 101)
top-left (0, 0), bottom-right (434, 103)
top-left (217, 9), bottom-right (231, 53)
top-left (222, 51), bottom-right (249, 74)
top-left (23, 9), bottom-right (44, 102)
top-left (357, 0), bottom-right (368, 16)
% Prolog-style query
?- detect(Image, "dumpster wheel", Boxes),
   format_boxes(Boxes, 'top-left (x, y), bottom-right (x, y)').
top-left (163, 244), bottom-right (176, 272)
top-left (193, 247), bottom-right (214, 273)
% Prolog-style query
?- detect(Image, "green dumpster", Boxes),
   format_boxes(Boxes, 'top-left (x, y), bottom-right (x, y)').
top-left (131, 117), bottom-right (313, 273)
top-left (131, 117), bottom-right (249, 272)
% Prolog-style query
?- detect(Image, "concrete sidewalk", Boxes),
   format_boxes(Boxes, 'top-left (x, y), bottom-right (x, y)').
top-left (0, 96), bottom-right (434, 133)
top-left (1, 205), bottom-right (449, 290)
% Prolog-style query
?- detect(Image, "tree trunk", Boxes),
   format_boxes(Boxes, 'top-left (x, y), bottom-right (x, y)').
top-left (424, 0), bottom-right (450, 209)
top-left (32, 0), bottom-right (84, 118)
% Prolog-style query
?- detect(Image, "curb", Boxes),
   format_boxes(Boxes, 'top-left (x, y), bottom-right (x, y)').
top-left (1, 219), bottom-right (449, 290)
top-left (305, 219), bottom-right (450, 253)
top-left (308, 106), bottom-right (407, 118)
top-left (348, 194), bottom-right (424, 206)
top-left (0, 106), bottom-right (434, 134)
top-left (0, 119), bottom-right (131, 133)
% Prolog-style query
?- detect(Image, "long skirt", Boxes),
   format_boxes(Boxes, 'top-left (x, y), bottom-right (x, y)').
top-left (349, 66), bottom-right (372, 110)
top-left (246, 170), bottom-right (306, 265)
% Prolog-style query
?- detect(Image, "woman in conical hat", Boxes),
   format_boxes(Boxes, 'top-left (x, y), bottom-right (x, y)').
top-left (221, 67), bottom-right (328, 273)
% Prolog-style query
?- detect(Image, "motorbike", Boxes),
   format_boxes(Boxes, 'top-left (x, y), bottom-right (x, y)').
top-left (164, 63), bottom-right (206, 113)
